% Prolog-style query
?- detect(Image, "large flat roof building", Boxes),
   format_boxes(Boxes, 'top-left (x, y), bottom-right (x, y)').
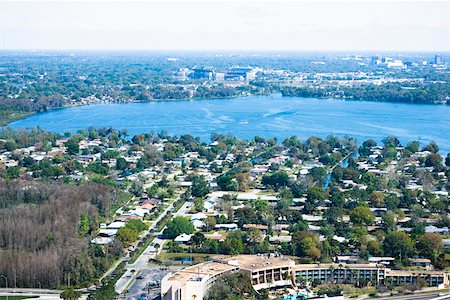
top-left (161, 255), bottom-right (450, 300)
top-left (224, 67), bottom-right (256, 81)
top-left (161, 262), bottom-right (238, 300)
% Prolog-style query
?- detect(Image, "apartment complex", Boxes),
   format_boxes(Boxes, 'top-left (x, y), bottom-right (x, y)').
top-left (292, 263), bottom-right (448, 288)
top-left (160, 255), bottom-right (450, 300)
top-left (293, 263), bottom-right (385, 286)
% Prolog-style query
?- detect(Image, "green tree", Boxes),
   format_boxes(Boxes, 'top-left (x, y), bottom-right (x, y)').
top-left (206, 271), bottom-right (253, 300)
top-left (4, 166), bottom-right (20, 179)
top-left (191, 175), bottom-right (210, 197)
top-left (292, 231), bottom-right (321, 260)
top-left (88, 281), bottom-right (116, 300)
top-left (126, 219), bottom-right (149, 232)
top-left (369, 191), bottom-right (385, 208)
top-left (116, 157), bottom-right (129, 170)
top-left (417, 233), bottom-right (443, 262)
top-left (60, 288), bottom-right (82, 300)
top-left (194, 197), bottom-right (205, 212)
top-left (117, 227), bottom-right (138, 246)
top-left (164, 216), bottom-right (195, 239)
top-left (406, 141), bottom-right (420, 153)
top-left (216, 174), bottom-right (239, 191)
top-left (383, 231), bottom-right (415, 259)
top-left (205, 216), bottom-right (217, 232)
top-left (251, 199), bottom-right (268, 214)
top-left (382, 211), bottom-right (397, 233)
top-left (261, 171), bottom-right (289, 190)
top-left (88, 163), bottom-right (109, 175)
top-left (307, 186), bottom-right (328, 202)
top-left (385, 194), bottom-right (400, 210)
top-left (422, 142), bottom-right (439, 153)
top-left (350, 206), bottom-right (375, 225)
top-left (5, 140), bottom-right (18, 151)
top-left (425, 153), bottom-right (443, 168)
top-left (65, 138), bottom-right (80, 155)
top-left (382, 136), bottom-right (400, 148)
top-left (101, 150), bottom-right (119, 160)
top-left (367, 239), bottom-right (383, 256)
top-left (221, 231), bottom-right (245, 255)
top-left (78, 214), bottom-right (90, 236)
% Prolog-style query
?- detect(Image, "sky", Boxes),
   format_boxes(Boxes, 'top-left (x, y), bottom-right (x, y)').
top-left (0, 0), bottom-right (449, 51)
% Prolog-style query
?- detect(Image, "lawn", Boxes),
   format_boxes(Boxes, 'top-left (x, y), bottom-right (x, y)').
top-left (0, 296), bottom-right (39, 300)
top-left (156, 252), bottom-right (211, 265)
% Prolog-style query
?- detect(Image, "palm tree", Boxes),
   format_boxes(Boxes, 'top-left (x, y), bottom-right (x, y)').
top-left (350, 269), bottom-right (358, 286)
top-left (283, 271), bottom-right (292, 285)
top-left (328, 266), bottom-right (335, 283)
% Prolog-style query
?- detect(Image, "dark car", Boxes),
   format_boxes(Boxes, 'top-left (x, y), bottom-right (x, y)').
top-left (138, 294), bottom-right (148, 300)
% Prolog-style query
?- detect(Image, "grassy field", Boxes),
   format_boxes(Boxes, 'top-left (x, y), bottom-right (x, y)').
top-left (0, 296), bottom-right (39, 300)
top-left (156, 252), bottom-right (211, 265)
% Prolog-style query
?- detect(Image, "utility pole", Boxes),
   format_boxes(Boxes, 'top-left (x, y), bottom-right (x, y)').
top-left (13, 268), bottom-right (16, 289)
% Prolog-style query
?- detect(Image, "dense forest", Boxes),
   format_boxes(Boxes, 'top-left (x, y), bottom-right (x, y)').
top-left (0, 179), bottom-right (123, 288)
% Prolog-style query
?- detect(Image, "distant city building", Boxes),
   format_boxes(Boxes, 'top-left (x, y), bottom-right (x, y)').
top-left (435, 54), bottom-right (442, 65)
top-left (381, 59), bottom-right (404, 69)
top-left (225, 66), bottom-right (256, 81)
top-left (189, 67), bottom-right (215, 80)
top-left (371, 55), bottom-right (382, 65)
top-left (214, 72), bottom-right (225, 81)
top-left (178, 68), bottom-right (190, 77)
top-left (404, 61), bottom-right (415, 67)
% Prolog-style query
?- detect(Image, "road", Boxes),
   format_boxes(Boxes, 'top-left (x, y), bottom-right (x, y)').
top-left (115, 201), bottom-right (192, 295)
top-left (99, 195), bottom-right (137, 283)
top-left (123, 268), bottom-right (170, 300)
top-left (375, 293), bottom-right (450, 300)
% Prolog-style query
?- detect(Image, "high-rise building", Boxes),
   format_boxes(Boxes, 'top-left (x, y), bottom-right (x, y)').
top-left (435, 54), bottom-right (442, 65)
top-left (371, 55), bottom-right (382, 65)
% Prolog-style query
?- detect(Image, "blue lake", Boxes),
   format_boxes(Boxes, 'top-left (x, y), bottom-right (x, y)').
top-left (7, 95), bottom-right (450, 152)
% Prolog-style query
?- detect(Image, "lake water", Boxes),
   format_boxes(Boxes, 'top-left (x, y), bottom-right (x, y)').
top-left (8, 95), bottom-right (450, 152)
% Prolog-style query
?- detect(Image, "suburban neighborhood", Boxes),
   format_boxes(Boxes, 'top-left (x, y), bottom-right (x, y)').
top-left (0, 128), bottom-right (449, 299)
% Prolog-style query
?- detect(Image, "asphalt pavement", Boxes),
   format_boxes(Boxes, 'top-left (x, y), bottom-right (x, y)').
top-left (375, 293), bottom-right (450, 300)
top-left (115, 201), bottom-right (192, 295)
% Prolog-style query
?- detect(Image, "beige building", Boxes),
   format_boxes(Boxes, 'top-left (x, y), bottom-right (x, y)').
top-left (161, 255), bottom-right (450, 300)
top-left (212, 255), bottom-right (295, 290)
top-left (293, 263), bottom-right (449, 288)
top-left (160, 262), bottom-right (238, 300)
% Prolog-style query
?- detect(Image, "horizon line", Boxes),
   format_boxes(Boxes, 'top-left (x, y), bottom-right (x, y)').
top-left (0, 49), bottom-right (448, 53)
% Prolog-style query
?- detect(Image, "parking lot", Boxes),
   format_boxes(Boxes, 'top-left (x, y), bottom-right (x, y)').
top-left (124, 267), bottom-right (169, 300)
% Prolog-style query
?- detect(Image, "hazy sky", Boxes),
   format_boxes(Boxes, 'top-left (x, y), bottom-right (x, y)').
top-left (0, 0), bottom-right (449, 51)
